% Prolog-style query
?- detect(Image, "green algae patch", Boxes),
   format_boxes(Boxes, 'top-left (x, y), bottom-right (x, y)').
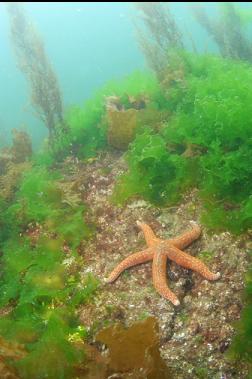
top-left (197, 251), bottom-right (215, 264)
top-left (96, 317), bottom-right (173, 378)
top-left (228, 264), bottom-right (252, 373)
top-left (42, 70), bottom-right (164, 163)
top-left (112, 130), bottom-right (188, 206)
top-left (14, 310), bottom-right (84, 379)
top-left (113, 53), bottom-right (252, 234)
top-left (0, 164), bottom-right (99, 378)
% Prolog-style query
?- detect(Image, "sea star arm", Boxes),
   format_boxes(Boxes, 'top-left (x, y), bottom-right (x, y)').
top-left (136, 221), bottom-right (161, 247)
top-left (106, 248), bottom-right (154, 283)
top-left (164, 244), bottom-right (220, 281)
top-left (152, 244), bottom-right (180, 306)
top-left (168, 224), bottom-right (201, 250)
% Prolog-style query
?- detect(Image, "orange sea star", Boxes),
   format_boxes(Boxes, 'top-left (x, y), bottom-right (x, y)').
top-left (106, 221), bottom-right (220, 306)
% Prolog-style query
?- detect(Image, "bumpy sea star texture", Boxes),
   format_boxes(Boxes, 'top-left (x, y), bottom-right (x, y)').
top-left (106, 222), bottom-right (220, 305)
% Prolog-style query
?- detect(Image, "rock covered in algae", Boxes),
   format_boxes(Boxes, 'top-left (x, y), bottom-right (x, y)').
top-left (0, 162), bottom-right (31, 201)
top-left (106, 94), bottom-right (169, 150)
top-left (11, 129), bottom-right (32, 164)
top-left (0, 336), bottom-right (26, 379)
top-left (0, 151), bottom-right (12, 176)
top-left (106, 94), bottom-right (147, 150)
top-left (107, 108), bottom-right (138, 150)
top-left (0, 129), bottom-right (32, 181)
top-left (107, 108), bottom-right (169, 150)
